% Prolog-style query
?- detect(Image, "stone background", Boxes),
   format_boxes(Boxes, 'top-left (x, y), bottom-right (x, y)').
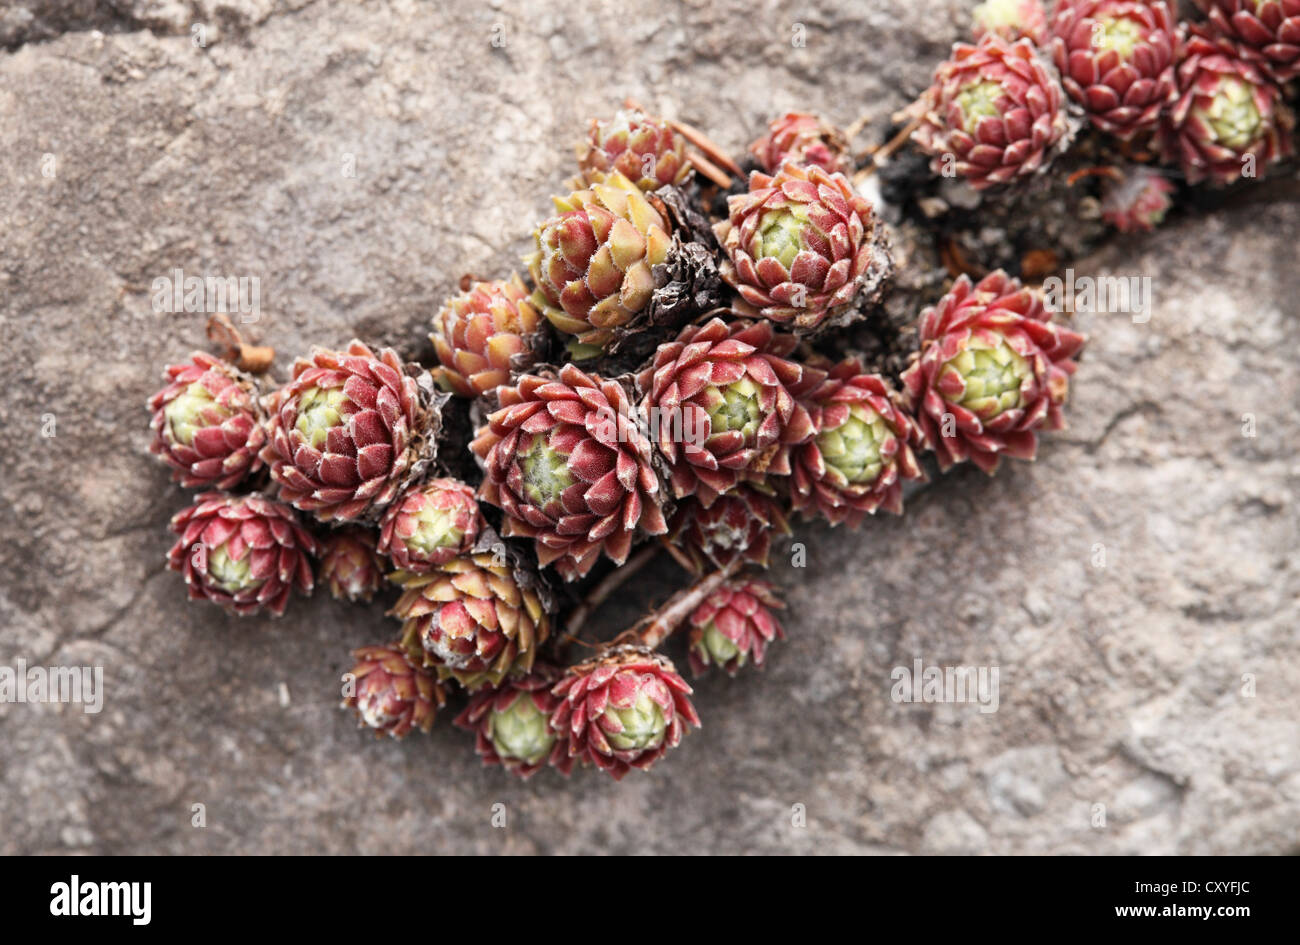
top-left (1, 0), bottom-right (1297, 854)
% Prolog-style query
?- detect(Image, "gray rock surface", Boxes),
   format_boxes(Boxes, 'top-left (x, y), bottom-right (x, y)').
top-left (2, 0), bottom-right (1297, 855)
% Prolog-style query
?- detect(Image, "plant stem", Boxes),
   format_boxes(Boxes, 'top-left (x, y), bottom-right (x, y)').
top-left (207, 313), bottom-right (273, 374)
top-left (623, 560), bottom-right (740, 650)
top-left (685, 148), bottom-right (734, 189)
top-left (554, 543), bottom-right (662, 656)
top-left (854, 114), bottom-right (922, 184)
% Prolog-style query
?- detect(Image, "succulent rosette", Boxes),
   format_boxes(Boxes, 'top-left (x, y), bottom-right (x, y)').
top-left (637, 318), bottom-right (817, 506)
top-left (901, 271), bottom-right (1086, 474)
top-left (972, 0), bottom-right (1050, 46)
top-left (430, 274), bottom-right (543, 398)
top-left (471, 364), bottom-right (666, 581)
top-left (748, 112), bottom-right (851, 174)
top-left (1048, 0), bottom-right (1176, 139)
top-left (378, 478), bottom-right (483, 574)
top-left (261, 340), bottom-right (441, 523)
top-left (342, 644), bottom-right (445, 738)
top-left (1197, 0), bottom-right (1300, 82)
top-left (1159, 26), bottom-right (1294, 186)
top-left (318, 527), bottom-right (386, 603)
top-left (1101, 164), bottom-right (1176, 232)
top-left (525, 171), bottom-right (673, 354)
top-left (912, 36), bottom-right (1071, 189)
top-left (454, 666), bottom-right (570, 778)
top-left (147, 351), bottom-right (266, 490)
top-left (713, 162), bottom-right (885, 329)
top-left (550, 645), bottom-right (699, 780)
top-left (390, 549), bottom-right (551, 691)
top-left (577, 108), bottom-right (691, 192)
top-left (667, 483), bottom-right (790, 572)
top-left (166, 492), bottom-right (318, 617)
top-left (687, 579), bottom-right (786, 677)
top-left (792, 359), bottom-right (925, 525)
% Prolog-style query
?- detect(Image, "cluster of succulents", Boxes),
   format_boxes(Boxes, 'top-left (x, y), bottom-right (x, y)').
top-left (912, 0), bottom-right (1297, 230)
top-left (148, 85), bottom-right (1103, 783)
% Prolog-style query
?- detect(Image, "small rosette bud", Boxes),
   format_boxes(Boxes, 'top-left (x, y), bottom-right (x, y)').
top-left (577, 108), bottom-right (691, 192)
top-left (550, 645), bottom-right (699, 780)
top-left (912, 36), bottom-right (1071, 189)
top-left (1159, 25), bottom-right (1294, 187)
top-left (748, 112), bottom-right (851, 175)
top-left (343, 643), bottom-right (446, 738)
top-left (166, 492), bottom-right (318, 617)
top-left (148, 352), bottom-right (266, 490)
top-left (667, 483), bottom-right (791, 572)
top-left (714, 162), bottom-right (885, 329)
top-left (430, 274), bottom-right (543, 398)
top-left (792, 359), bottom-right (926, 524)
top-left (901, 271), bottom-right (1086, 474)
top-left (390, 550), bottom-right (551, 691)
top-left (378, 478), bottom-right (483, 574)
top-left (1048, 0), bottom-right (1177, 139)
top-left (686, 579), bottom-right (785, 677)
top-left (454, 665), bottom-right (569, 778)
top-left (525, 171), bottom-right (673, 354)
top-left (318, 527), bottom-right (386, 603)
top-left (637, 318), bottom-right (818, 506)
top-left (1100, 165), bottom-right (1175, 233)
top-left (261, 340), bottom-right (441, 523)
top-left (471, 364), bottom-right (666, 581)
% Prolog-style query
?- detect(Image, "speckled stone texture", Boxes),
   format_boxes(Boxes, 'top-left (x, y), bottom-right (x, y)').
top-left (1, 0), bottom-right (1297, 855)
